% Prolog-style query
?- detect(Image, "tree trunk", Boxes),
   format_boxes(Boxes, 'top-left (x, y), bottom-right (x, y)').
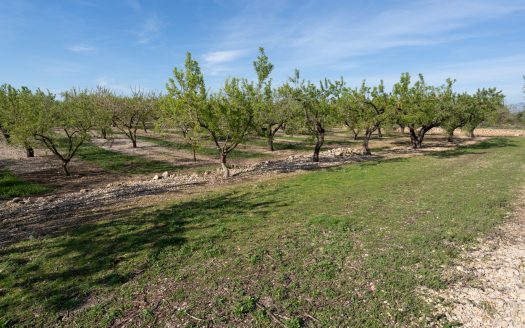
top-left (131, 136), bottom-right (137, 148)
top-left (352, 129), bottom-right (359, 140)
top-left (410, 126), bottom-right (433, 148)
top-left (26, 147), bottom-right (34, 158)
top-left (62, 161), bottom-right (70, 176)
top-left (101, 128), bottom-right (107, 139)
top-left (377, 127), bottom-right (383, 138)
top-left (192, 147), bottom-right (197, 162)
top-left (0, 127), bottom-right (10, 141)
top-left (468, 129), bottom-right (475, 138)
top-left (399, 125), bottom-right (405, 135)
top-left (362, 128), bottom-right (374, 155)
top-left (220, 152), bottom-right (230, 178)
top-left (409, 127), bottom-right (419, 149)
top-left (312, 129), bottom-right (325, 162)
top-left (267, 132), bottom-right (274, 151)
top-left (447, 129), bottom-right (454, 143)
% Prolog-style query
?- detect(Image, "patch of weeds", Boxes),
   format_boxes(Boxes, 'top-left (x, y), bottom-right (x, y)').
top-left (285, 317), bottom-right (303, 328)
top-left (233, 296), bottom-right (257, 317)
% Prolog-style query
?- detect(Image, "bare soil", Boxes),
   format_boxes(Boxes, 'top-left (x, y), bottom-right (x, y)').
top-left (426, 186), bottom-right (525, 327)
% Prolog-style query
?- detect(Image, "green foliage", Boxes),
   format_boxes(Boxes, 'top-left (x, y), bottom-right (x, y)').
top-left (282, 70), bottom-right (343, 161)
top-left (251, 48), bottom-right (293, 151)
top-left (337, 80), bottom-right (390, 153)
top-left (393, 74), bottom-right (457, 147)
top-left (109, 89), bottom-right (158, 148)
top-left (0, 169), bottom-right (50, 199)
top-left (462, 88), bottom-right (504, 137)
top-left (165, 52), bottom-right (255, 177)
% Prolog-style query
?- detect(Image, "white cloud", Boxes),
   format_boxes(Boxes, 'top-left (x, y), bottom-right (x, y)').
top-left (137, 14), bottom-right (164, 44)
top-left (202, 49), bottom-right (249, 65)
top-left (67, 44), bottom-right (96, 54)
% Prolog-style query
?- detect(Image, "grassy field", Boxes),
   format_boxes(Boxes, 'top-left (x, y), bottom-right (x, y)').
top-left (139, 135), bottom-right (272, 159)
top-left (1, 137), bottom-right (524, 326)
top-left (76, 143), bottom-right (186, 174)
top-left (0, 169), bottom-right (50, 199)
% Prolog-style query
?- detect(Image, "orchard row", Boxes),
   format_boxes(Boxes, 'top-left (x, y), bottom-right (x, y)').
top-left (0, 48), bottom-right (504, 177)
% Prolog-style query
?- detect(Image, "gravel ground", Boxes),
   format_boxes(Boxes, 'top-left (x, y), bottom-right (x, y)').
top-left (426, 189), bottom-right (525, 327)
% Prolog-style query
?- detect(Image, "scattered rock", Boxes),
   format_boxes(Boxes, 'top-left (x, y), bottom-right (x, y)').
top-left (161, 171), bottom-right (169, 179)
top-left (152, 174), bottom-right (160, 180)
top-left (11, 197), bottom-right (23, 203)
top-left (426, 188), bottom-right (525, 327)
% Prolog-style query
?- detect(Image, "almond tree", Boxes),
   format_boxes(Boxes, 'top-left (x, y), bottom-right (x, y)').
top-left (5, 88), bottom-right (97, 175)
top-left (92, 86), bottom-right (115, 139)
top-left (165, 52), bottom-right (255, 178)
top-left (251, 48), bottom-right (290, 151)
top-left (337, 80), bottom-right (389, 154)
top-left (440, 91), bottom-right (469, 142)
top-left (158, 94), bottom-right (203, 162)
top-left (462, 88), bottom-right (504, 138)
top-left (0, 84), bottom-right (36, 157)
top-left (33, 89), bottom-right (98, 175)
top-left (284, 70), bottom-right (343, 162)
top-left (206, 78), bottom-right (255, 177)
top-left (111, 90), bottom-right (156, 148)
top-left (392, 73), bottom-right (446, 148)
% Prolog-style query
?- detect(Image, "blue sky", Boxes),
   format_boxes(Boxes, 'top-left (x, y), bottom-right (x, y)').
top-left (1, 0), bottom-right (524, 102)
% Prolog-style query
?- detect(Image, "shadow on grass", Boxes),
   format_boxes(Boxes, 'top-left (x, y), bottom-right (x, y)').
top-left (77, 143), bottom-right (185, 174)
top-left (429, 137), bottom-right (517, 158)
top-left (0, 190), bottom-right (283, 320)
top-left (0, 169), bottom-right (51, 199)
top-left (140, 136), bottom-right (268, 160)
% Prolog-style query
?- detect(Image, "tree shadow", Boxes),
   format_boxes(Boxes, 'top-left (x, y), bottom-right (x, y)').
top-left (429, 137), bottom-right (517, 158)
top-left (0, 190), bottom-right (283, 322)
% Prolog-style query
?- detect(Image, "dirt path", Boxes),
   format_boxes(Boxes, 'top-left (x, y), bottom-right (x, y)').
top-left (428, 188), bottom-right (525, 327)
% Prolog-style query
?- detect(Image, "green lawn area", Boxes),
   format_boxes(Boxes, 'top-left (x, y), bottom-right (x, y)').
top-left (1, 137), bottom-right (524, 327)
top-left (77, 143), bottom-right (185, 174)
top-left (139, 135), bottom-right (271, 159)
top-left (0, 169), bottom-right (50, 199)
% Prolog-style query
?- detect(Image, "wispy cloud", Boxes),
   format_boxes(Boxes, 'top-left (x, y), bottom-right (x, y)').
top-left (137, 14), bottom-right (164, 44)
top-left (208, 0), bottom-right (525, 67)
top-left (67, 43), bottom-right (96, 54)
top-left (202, 49), bottom-right (249, 65)
top-left (125, 0), bottom-right (141, 12)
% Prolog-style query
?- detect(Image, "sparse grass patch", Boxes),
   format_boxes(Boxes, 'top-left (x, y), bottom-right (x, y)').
top-left (77, 143), bottom-right (184, 174)
top-left (0, 169), bottom-right (50, 199)
top-left (139, 135), bottom-right (270, 159)
top-left (1, 138), bottom-right (524, 326)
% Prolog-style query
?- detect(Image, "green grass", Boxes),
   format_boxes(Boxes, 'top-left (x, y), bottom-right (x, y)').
top-left (1, 137), bottom-right (525, 327)
top-left (77, 143), bottom-right (184, 174)
top-left (0, 170), bottom-right (50, 199)
top-left (139, 135), bottom-right (270, 159)
top-left (243, 137), bottom-right (313, 151)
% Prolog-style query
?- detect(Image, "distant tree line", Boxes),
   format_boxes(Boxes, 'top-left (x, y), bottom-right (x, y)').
top-left (0, 48), bottom-right (512, 177)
